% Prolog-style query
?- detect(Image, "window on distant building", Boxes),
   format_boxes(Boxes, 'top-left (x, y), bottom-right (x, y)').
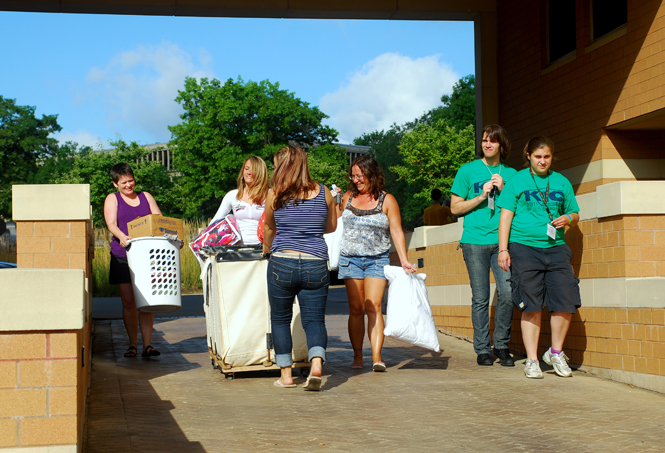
top-left (592, 0), bottom-right (628, 41)
top-left (548, 0), bottom-right (577, 64)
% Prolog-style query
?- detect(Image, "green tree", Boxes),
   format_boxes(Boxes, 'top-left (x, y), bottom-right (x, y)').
top-left (306, 143), bottom-right (350, 189)
top-left (391, 119), bottom-right (475, 222)
top-left (0, 96), bottom-right (61, 217)
top-left (353, 74), bottom-right (476, 228)
top-left (425, 75), bottom-right (475, 132)
top-left (57, 140), bottom-right (177, 226)
top-left (29, 141), bottom-right (92, 185)
top-left (169, 76), bottom-right (338, 218)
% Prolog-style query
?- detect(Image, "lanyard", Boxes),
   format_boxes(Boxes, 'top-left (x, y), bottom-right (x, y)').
top-left (529, 168), bottom-right (554, 222)
top-left (482, 159), bottom-right (501, 179)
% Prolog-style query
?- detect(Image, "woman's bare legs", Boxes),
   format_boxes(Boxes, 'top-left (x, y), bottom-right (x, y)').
top-left (345, 277), bottom-right (388, 365)
top-left (278, 366), bottom-right (294, 386)
top-left (139, 311), bottom-right (155, 352)
top-left (550, 312), bottom-right (573, 351)
top-left (364, 278), bottom-right (388, 364)
top-left (119, 283), bottom-right (139, 348)
top-left (521, 310), bottom-right (542, 359)
top-left (118, 282), bottom-right (155, 352)
top-left (345, 278), bottom-right (366, 367)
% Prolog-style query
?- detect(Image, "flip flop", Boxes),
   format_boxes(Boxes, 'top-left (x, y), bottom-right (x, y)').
top-left (142, 345), bottom-right (161, 358)
top-left (124, 346), bottom-right (137, 358)
top-left (273, 380), bottom-right (296, 388)
top-left (372, 362), bottom-right (387, 372)
top-left (303, 375), bottom-right (322, 391)
top-left (350, 363), bottom-right (363, 369)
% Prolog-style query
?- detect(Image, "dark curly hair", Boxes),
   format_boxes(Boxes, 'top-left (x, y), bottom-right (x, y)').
top-left (349, 155), bottom-right (385, 200)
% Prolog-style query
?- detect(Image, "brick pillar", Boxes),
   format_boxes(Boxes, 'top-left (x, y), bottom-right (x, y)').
top-left (0, 184), bottom-right (92, 452)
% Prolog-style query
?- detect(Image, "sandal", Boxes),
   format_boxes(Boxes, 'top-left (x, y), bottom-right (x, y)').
top-left (303, 375), bottom-right (322, 391)
top-left (142, 345), bottom-right (161, 358)
top-left (124, 346), bottom-right (138, 358)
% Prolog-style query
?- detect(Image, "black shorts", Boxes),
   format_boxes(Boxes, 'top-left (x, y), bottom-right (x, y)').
top-left (509, 243), bottom-right (581, 314)
top-left (109, 254), bottom-right (132, 285)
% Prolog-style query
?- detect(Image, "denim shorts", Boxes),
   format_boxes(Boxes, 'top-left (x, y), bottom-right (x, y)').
top-left (338, 252), bottom-right (390, 280)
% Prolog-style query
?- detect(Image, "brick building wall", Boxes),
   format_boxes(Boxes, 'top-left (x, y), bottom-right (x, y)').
top-left (496, 1), bottom-right (665, 194)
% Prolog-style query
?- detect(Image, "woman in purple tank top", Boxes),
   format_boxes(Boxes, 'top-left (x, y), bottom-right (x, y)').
top-left (104, 163), bottom-right (162, 359)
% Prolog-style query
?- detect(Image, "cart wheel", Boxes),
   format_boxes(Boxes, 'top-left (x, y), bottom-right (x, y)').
top-left (224, 372), bottom-right (235, 380)
top-left (211, 359), bottom-right (216, 369)
top-left (299, 367), bottom-right (310, 378)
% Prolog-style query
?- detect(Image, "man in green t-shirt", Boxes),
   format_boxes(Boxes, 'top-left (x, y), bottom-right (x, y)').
top-left (451, 125), bottom-right (517, 367)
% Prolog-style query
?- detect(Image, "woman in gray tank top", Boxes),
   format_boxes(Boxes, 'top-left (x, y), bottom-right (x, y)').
top-left (337, 156), bottom-right (416, 372)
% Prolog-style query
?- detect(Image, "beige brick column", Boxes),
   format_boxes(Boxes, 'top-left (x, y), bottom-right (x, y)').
top-left (0, 184), bottom-right (92, 452)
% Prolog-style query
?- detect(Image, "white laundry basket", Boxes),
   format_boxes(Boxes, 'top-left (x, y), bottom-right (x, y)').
top-left (127, 237), bottom-right (182, 313)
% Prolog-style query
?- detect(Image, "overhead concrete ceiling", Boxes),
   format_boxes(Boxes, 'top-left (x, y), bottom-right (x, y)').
top-left (0, 0), bottom-right (495, 20)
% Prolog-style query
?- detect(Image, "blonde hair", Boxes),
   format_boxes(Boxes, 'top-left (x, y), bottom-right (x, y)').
top-left (271, 146), bottom-right (317, 209)
top-left (237, 156), bottom-right (268, 205)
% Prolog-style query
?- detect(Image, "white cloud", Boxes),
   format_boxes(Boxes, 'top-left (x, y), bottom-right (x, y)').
top-left (319, 53), bottom-right (460, 143)
top-left (83, 41), bottom-right (214, 143)
top-left (56, 130), bottom-right (106, 150)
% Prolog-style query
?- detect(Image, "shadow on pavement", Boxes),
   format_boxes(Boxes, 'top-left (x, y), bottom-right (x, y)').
top-left (86, 319), bottom-right (206, 452)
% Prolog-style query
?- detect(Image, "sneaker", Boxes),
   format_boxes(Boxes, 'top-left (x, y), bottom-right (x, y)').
top-left (477, 353), bottom-right (493, 366)
top-left (524, 359), bottom-right (543, 379)
top-left (493, 348), bottom-right (515, 367)
top-left (542, 348), bottom-right (572, 377)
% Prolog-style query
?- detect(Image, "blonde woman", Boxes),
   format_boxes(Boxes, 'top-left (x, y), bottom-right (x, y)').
top-left (211, 155), bottom-right (268, 244)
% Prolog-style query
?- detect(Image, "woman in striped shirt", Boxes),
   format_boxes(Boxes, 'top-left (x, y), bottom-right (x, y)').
top-left (263, 146), bottom-right (338, 391)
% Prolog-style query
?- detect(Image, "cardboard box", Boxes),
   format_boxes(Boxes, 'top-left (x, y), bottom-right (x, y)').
top-left (127, 215), bottom-right (185, 240)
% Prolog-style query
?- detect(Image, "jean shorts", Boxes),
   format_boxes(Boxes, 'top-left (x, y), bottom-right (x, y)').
top-left (338, 252), bottom-right (390, 280)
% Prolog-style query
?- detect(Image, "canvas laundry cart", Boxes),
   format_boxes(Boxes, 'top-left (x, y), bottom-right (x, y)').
top-left (200, 247), bottom-right (310, 379)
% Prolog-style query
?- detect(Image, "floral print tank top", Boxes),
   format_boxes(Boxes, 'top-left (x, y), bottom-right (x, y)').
top-left (340, 191), bottom-right (391, 257)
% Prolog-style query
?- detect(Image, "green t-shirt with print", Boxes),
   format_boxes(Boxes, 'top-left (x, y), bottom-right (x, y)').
top-left (497, 168), bottom-right (580, 248)
top-left (451, 159), bottom-right (518, 245)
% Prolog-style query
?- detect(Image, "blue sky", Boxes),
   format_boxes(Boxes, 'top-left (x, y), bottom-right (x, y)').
top-left (2, 12), bottom-right (474, 148)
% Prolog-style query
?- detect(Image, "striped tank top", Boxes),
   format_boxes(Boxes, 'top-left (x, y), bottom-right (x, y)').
top-left (271, 183), bottom-right (329, 260)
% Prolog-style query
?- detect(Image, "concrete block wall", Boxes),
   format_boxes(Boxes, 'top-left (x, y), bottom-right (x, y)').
top-left (0, 332), bottom-right (79, 448)
top-left (16, 221), bottom-right (92, 276)
top-left (571, 215), bottom-right (665, 279)
top-left (0, 185), bottom-right (92, 452)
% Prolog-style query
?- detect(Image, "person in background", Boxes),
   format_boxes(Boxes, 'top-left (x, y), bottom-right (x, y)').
top-left (104, 163), bottom-right (162, 359)
top-left (498, 136), bottom-right (581, 379)
top-left (263, 146), bottom-right (337, 391)
top-left (338, 156), bottom-right (417, 372)
top-left (210, 155), bottom-right (269, 244)
top-left (451, 124), bottom-right (517, 367)
top-left (444, 198), bottom-right (458, 222)
top-left (424, 188), bottom-right (453, 226)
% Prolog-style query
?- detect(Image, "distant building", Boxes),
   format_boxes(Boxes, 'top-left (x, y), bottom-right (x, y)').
top-left (100, 142), bottom-right (372, 170)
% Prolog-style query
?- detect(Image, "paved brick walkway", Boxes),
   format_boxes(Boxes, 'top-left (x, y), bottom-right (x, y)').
top-left (86, 298), bottom-right (665, 452)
